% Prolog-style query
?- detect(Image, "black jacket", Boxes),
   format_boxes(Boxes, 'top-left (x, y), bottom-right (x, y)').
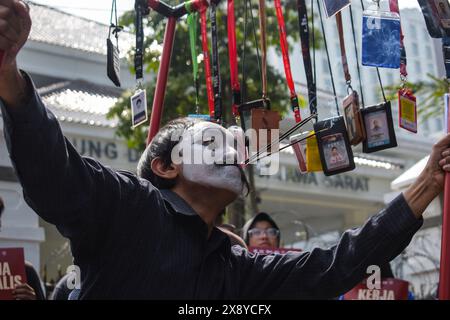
top-left (0, 73), bottom-right (423, 299)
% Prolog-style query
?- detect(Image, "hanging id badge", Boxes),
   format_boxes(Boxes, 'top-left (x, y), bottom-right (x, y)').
top-left (314, 116), bottom-right (355, 176)
top-left (322, 0), bottom-right (350, 18)
top-left (362, 10), bottom-right (401, 69)
top-left (342, 90), bottom-right (366, 145)
top-left (290, 132), bottom-right (308, 174)
top-left (238, 99), bottom-right (271, 132)
top-left (306, 131), bottom-right (323, 172)
top-left (398, 88), bottom-right (417, 133)
top-left (362, 101), bottom-right (398, 153)
top-left (251, 108), bottom-right (280, 151)
top-left (130, 88), bottom-right (148, 128)
top-left (107, 38), bottom-right (121, 87)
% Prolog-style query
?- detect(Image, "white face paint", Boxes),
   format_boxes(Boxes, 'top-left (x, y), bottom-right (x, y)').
top-left (180, 122), bottom-right (244, 195)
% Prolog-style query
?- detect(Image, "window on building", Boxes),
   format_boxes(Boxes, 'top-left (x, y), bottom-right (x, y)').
top-left (415, 62), bottom-right (422, 74)
top-left (410, 25), bottom-right (417, 39)
top-left (412, 43), bottom-right (419, 57)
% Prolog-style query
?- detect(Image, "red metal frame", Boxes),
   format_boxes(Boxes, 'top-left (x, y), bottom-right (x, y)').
top-left (439, 94), bottom-right (450, 300)
top-left (145, 0), bottom-right (215, 144)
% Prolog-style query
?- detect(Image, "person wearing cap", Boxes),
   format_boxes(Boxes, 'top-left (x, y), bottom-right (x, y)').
top-left (242, 213), bottom-right (280, 248)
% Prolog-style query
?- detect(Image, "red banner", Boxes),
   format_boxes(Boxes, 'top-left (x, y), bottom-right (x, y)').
top-left (248, 247), bottom-right (302, 255)
top-left (0, 248), bottom-right (27, 300)
top-left (343, 278), bottom-right (409, 300)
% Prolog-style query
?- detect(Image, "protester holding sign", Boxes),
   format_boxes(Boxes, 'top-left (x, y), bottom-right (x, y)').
top-left (1, 0), bottom-right (450, 299)
top-left (0, 197), bottom-right (45, 300)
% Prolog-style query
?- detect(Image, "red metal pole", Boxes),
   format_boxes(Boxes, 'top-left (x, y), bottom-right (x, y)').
top-left (147, 16), bottom-right (177, 145)
top-left (439, 94), bottom-right (450, 300)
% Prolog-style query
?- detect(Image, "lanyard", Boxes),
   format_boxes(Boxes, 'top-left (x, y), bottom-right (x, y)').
top-left (336, 12), bottom-right (351, 84)
top-left (227, 0), bottom-right (241, 117)
top-left (134, 0), bottom-right (145, 82)
top-left (187, 13), bottom-right (200, 112)
top-left (389, 0), bottom-right (408, 81)
top-left (274, 0), bottom-right (302, 123)
top-left (200, 8), bottom-right (215, 118)
top-left (210, 3), bottom-right (222, 121)
top-left (296, 0), bottom-right (317, 117)
top-left (258, 0), bottom-right (268, 100)
top-left (317, 0), bottom-right (339, 114)
top-left (444, 37), bottom-right (450, 81)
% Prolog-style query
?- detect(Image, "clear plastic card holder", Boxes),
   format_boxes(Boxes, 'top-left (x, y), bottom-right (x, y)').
top-left (362, 10), bottom-right (401, 69)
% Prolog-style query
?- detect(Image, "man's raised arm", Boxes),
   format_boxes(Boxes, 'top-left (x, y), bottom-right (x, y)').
top-left (0, 1), bottom-right (146, 235)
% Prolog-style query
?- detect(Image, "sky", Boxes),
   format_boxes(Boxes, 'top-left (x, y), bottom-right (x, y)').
top-left (31, 0), bottom-right (420, 24)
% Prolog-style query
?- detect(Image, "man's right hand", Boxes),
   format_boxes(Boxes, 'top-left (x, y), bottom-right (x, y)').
top-left (0, 0), bottom-right (31, 71)
top-left (0, 0), bottom-right (31, 108)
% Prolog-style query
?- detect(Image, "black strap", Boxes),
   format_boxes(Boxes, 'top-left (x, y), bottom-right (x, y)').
top-left (242, 0), bottom-right (263, 102)
top-left (109, 0), bottom-right (123, 47)
top-left (297, 0), bottom-right (317, 117)
top-left (317, 0), bottom-right (339, 115)
top-left (349, 5), bottom-right (365, 107)
top-left (210, 3), bottom-right (222, 121)
top-left (444, 37), bottom-right (450, 81)
top-left (134, 0), bottom-right (147, 80)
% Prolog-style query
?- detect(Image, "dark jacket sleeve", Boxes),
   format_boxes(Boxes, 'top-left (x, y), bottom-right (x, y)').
top-left (0, 72), bottom-right (153, 258)
top-left (233, 194), bottom-right (423, 300)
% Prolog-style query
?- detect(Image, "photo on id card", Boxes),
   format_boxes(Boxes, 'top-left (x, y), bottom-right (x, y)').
top-left (321, 133), bottom-right (350, 171)
top-left (131, 90), bottom-right (147, 127)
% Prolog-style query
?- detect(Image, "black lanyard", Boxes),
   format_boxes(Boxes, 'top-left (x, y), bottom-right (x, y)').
top-left (210, 3), bottom-right (222, 121)
top-left (134, 0), bottom-right (146, 81)
top-left (296, 0), bottom-right (317, 117)
top-left (444, 37), bottom-right (450, 81)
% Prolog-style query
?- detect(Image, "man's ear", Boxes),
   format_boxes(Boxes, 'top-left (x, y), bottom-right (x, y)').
top-left (150, 158), bottom-right (180, 180)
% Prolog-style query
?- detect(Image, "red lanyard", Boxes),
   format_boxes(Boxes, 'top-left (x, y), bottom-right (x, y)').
top-left (200, 8), bottom-right (215, 118)
top-left (274, 0), bottom-right (301, 123)
top-left (227, 0), bottom-right (241, 117)
top-left (389, 0), bottom-right (407, 79)
top-left (336, 12), bottom-right (351, 84)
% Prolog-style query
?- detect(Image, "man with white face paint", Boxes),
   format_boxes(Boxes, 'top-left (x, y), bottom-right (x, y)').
top-left (1, 1), bottom-right (450, 299)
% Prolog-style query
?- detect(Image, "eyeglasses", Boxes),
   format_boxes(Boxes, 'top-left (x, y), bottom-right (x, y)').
top-left (248, 228), bottom-right (280, 238)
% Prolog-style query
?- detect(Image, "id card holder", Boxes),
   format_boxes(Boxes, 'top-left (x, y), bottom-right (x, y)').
top-left (251, 108), bottom-right (280, 151)
top-left (238, 99), bottom-right (271, 132)
top-left (322, 0), bottom-right (350, 18)
top-left (342, 90), bottom-right (366, 145)
top-left (107, 38), bottom-right (121, 87)
top-left (314, 116), bottom-right (355, 176)
top-left (362, 101), bottom-right (398, 153)
top-left (362, 10), bottom-right (401, 69)
top-left (306, 131), bottom-right (323, 172)
top-left (290, 132), bottom-right (308, 173)
top-left (398, 88), bottom-right (417, 133)
top-left (130, 89), bottom-right (148, 128)
top-left (418, 0), bottom-right (450, 37)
